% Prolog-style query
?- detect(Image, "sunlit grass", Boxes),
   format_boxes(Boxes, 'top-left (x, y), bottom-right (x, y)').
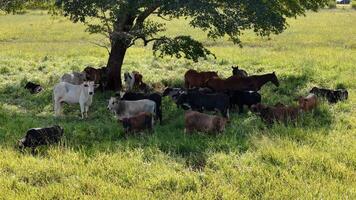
top-left (0, 9), bottom-right (355, 199)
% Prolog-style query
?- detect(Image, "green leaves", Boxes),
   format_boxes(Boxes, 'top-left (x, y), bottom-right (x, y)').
top-left (153, 36), bottom-right (215, 62)
top-left (54, 0), bottom-right (328, 62)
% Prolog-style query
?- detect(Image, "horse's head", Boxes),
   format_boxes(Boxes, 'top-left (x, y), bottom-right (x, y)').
top-left (270, 72), bottom-right (279, 87)
top-left (231, 65), bottom-right (239, 75)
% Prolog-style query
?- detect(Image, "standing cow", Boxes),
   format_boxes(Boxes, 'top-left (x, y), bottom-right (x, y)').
top-left (60, 72), bottom-right (87, 85)
top-left (53, 81), bottom-right (98, 119)
top-left (107, 97), bottom-right (156, 121)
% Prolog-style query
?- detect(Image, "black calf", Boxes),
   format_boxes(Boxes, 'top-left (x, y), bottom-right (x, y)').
top-left (228, 91), bottom-right (261, 113)
top-left (310, 87), bottom-right (348, 103)
top-left (24, 82), bottom-right (43, 94)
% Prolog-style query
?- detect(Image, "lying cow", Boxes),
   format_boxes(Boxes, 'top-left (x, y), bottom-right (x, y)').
top-left (60, 72), bottom-right (87, 85)
top-left (121, 112), bottom-right (154, 136)
top-left (24, 82), bottom-right (43, 94)
top-left (310, 87), bottom-right (348, 104)
top-left (107, 97), bottom-right (156, 121)
top-left (185, 111), bottom-right (227, 134)
top-left (18, 125), bottom-right (64, 153)
top-left (296, 93), bottom-right (317, 112)
top-left (228, 90), bottom-right (261, 113)
top-left (83, 66), bottom-right (108, 91)
top-left (119, 92), bottom-right (162, 124)
top-left (176, 91), bottom-right (230, 119)
top-left (251, 103), bottom-right (300, 125)
top-left (53, 81), bottom-right (98, 119)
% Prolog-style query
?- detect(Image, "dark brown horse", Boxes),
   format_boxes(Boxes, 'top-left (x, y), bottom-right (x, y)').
top-left (184, 69), bottom-right (219, 89)
top-left (206, 72), bottom-right (279, 91)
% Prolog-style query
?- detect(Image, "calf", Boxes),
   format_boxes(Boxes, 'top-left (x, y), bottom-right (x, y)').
top-left (119, 92), bottom-right (162, 124)
top-left (231, 65), bottom-right (248, 77)
top-left (53, 81), bottom-right (98, 119)
top-left (310, 87), bottom-right (348, 103)
top-left (24, 82), bottom-right (43, 94)
top-left (251, 103), bottom-right (300, 125)
top-left (185, 111), bottom-right (227, 134)
top-left (176, 91), bottom-right (230, 119)
top-left (18, 125), bottom-right (64, 152)
top-left (83, 66), bottom-right (108, 91)
top-left (296, 93), bottom-right (318, 112)
top-left (107, 97), bottom-right (156, 121)
top-left (121, 112), bottom-right (154, 135)
top-left (60, 72), bottom-right (87, 85)
top-left (228, 90), bottom-right (261, 113)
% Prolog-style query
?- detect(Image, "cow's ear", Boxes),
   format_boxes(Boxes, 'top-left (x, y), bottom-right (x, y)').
top-left (94, 84), bottom-right (100, 88)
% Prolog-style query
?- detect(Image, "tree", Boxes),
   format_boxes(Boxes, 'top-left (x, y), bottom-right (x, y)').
top-left (54, 0), bottom-right (327, 90)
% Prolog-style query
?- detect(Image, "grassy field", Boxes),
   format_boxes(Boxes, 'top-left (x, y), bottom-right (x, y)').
top-left (0, 8), bottom-right (355, 199)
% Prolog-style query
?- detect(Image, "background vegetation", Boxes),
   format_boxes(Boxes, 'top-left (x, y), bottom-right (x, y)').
top-left (0, 8), bottom-right (355, 199)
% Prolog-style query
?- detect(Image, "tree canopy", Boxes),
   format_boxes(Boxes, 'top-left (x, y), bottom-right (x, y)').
top-left (2, 0), bottom-right (328, 89)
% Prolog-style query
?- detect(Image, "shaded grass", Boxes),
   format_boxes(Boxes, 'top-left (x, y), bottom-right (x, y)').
top-left (0, 9), bottom-right (355, 199)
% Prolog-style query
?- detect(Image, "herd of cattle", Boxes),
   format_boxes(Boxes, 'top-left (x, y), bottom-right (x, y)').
top-left (20, 65), bottom-right (349, 152)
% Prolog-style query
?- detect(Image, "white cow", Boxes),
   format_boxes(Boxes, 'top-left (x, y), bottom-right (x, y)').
top-left (107, 97), bottom-right (156, 120)
top-left (124, 72), bottom-right (135, 91)
top-left (60, 72), bottom-right (87, 85)
top-left (53, 81), bottom-right (98, 119)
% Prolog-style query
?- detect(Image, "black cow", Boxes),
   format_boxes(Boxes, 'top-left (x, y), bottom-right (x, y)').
top-left (228, 91), bottom-right (261, 113)
top-left (18, 125), bottom-right (64, 153)
top-left (176, 91), bottom-right (230, 118)
top-left (24, 82), bottom-right (43, 94)
top-left (310, 87), bottom-right (348, 103)
top-left (119, 92), bottom-right (162, 124)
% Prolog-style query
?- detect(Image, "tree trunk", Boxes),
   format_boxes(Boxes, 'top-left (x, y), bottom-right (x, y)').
top-left (106, 40), bottom-right (128, 91)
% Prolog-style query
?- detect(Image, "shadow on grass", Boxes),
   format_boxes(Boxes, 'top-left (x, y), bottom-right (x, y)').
top-left (0, 74), bottom-right (335, 170)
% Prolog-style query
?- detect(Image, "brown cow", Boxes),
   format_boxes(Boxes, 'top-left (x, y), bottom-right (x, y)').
top-left (296, 93), bottom-right (317, 112)
top-left (83, 66), bottom-right (108, 91)
top-left (251, 103), bottom-right (300, 125)
top-left (184, 69), bottom-right (219, 89)
top-left (205, 72), bottom-right (279, 92)
top-left (184, 111), bottom-right (227, 134)
top-left (120, 112), bottom-right (154, 136)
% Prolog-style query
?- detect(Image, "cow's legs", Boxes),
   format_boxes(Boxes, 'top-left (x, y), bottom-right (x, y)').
top-left (54, 100), bottom-right (61, 116)
top-left (85, 105), bottom-right (89, 118)
top-left (80, 103), bottom-right (85, 119)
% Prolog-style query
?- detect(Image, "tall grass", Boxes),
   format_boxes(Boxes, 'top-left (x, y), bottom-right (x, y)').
top-left (0, 10), bottom-right (355, 199)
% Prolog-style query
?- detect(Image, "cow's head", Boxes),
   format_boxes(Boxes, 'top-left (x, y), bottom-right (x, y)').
top-left (82, 81), bottom-right (99, 96)
top-left (107, 97), bottom-right (119, 112)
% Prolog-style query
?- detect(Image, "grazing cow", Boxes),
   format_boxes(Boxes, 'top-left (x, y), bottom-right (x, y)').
top-left (205, 72), bottom-right (279, 92)
top-left (121, 112), bottom-right (154, 135)
top-left (83, 66), bottom-right (108, 91)
top-left (296, 93), bottom-right (318, 112)
top-left (24, 82), bottom-right (43, 94)
top-left (251, 103), bottom-right (300, 125)
top-left (228, 91), bottom-right (261, 113)
top-left (53, 81), bottom-right (98, 119)
top-left (119, 92), bottom-right (162, 124)
top-left (184, 111), bottom-right (227, 134)
top-left (310, 87), bottom-right (348, 104)
top-left (107, 97), bottom-right (156, 120)
top-left (18, 125), bottom-right (64, 152)
top-left (231, 65), bottom-right (248, 77)
top-left (176, 91), bottom-right (230, 119)
top-left (184, 69), bottom-right (219, 89)
top-left (60, 72), bottom-right (87, 85)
